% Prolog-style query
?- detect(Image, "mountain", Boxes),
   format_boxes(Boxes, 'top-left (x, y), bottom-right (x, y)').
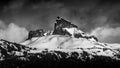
top-left (0, 17), bottom-right (120, 68)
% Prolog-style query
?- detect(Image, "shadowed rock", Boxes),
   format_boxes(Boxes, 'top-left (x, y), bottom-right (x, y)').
top-left (53, 16), bottom-right (77, 36)
top-left (53, 16), bottom-right (98, 41)
top-left (27, 29), bottom-right (45, 40)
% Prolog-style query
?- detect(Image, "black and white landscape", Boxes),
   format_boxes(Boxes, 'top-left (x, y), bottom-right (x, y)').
top-left (0, 0), bottom-right (120, 68)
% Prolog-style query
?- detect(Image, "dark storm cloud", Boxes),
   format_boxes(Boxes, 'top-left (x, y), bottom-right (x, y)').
top-left (0, 0), bottom-right (120, 43)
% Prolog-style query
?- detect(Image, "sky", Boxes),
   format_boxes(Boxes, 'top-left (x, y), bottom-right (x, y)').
top-left (0, 0), bottom-right (120, 43)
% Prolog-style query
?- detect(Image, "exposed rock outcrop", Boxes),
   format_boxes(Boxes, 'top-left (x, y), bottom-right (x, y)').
top-left (53, 17), bottom-right (98, 41)
top-left (27, 29), bottom-right (45, 40)
top-left (53, 16), bottom-right (78, 36)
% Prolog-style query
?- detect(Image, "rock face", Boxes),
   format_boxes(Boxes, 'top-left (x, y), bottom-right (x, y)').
top-left (27, 29), bottom-right (45, 40)
top-left (53, 16), bottom-right (78, 36)
top-left (53, 17), bottom-right (98, 41)
top-left (0, 17), bottom-right (120, 68)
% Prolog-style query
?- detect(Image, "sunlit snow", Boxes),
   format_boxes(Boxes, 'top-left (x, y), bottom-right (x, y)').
top-left (21, 34), bottom-right (120, 57)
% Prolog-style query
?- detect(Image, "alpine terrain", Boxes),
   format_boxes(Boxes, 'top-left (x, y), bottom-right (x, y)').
top-left (0, 17), bottom-right (120, 68)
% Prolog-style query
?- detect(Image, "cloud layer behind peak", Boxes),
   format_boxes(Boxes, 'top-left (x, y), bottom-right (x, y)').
top-left (90, 26), bottom-right (120, 43)
top-left (0, 22), bottom-right (28, 43)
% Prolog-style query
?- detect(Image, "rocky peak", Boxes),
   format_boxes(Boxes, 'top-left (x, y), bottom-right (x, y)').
top-left (26, 17), bottom-right (98, 42)
top-left (53, 17), bottom-right (98, 41)
top-left (53, 17), bottom-right (77, 36)
top-left (27, 29), bottom-right (45, 40)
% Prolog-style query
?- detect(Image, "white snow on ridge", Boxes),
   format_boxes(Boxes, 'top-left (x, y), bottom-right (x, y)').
top-left (63, 28), bottom-right (85, 37)
top-left (20, 23), bottom-right (120, 58)
top-left (21, 34), bottom-right (120, 57)
top-left (63, 27), bottom-right (97, 42)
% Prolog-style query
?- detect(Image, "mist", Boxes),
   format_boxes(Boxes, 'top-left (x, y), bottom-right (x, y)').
top-left (0, 22), bottom-right (28, 43)
top-left (90, 26), bottom-right (120, 43)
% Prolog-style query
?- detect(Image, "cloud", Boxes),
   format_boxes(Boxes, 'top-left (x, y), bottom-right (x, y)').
top-left (0, 23), bottom-right (28, 43)
top-left (90, 26), bottom-right (120, 43)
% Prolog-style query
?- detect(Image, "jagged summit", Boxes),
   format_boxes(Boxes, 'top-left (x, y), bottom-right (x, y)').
top-left (27, 16), bottom-right (79, 40)
top-left (27, 16), bottom-right (98, 41)
top-left (53, 16), bottom-right (78, 35)
top-left (53, 17), bottom-right (98, 41)
top-left (55, 16), bottom-right (78, 28)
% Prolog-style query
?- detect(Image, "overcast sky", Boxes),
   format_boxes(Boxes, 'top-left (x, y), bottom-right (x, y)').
top-left (0, 0), bottom-right (120, 43)
top-left (0, 0), bottom-right (119, 30)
